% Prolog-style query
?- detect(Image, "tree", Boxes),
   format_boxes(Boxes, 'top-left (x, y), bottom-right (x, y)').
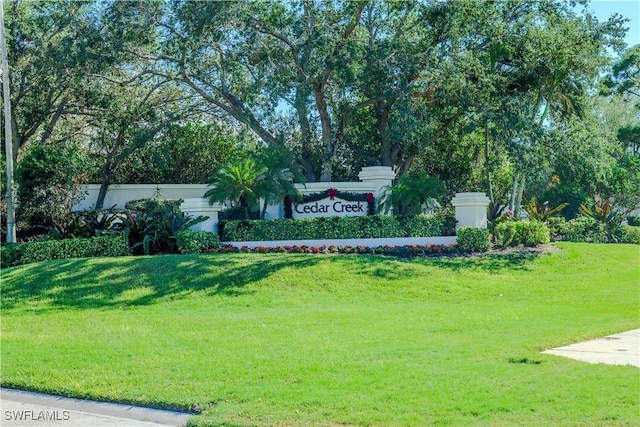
top-left (111, 122), bottom-right (242, 185)
top-left (14, 142), bottom-right (90, 237)
top-left (254, 146), bottom-right (302, 219)
top-left (2, 0), bottom-right (121, 163)
top-left (204, 157), bottom-right (267, 220)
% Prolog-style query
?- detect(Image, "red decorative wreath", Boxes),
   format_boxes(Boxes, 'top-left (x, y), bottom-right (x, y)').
top-left (327, 188), bottom-right (339, 200)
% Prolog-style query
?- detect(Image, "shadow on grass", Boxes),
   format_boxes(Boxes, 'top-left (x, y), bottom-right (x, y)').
top-left (425, 251), bottom-right (543, 273)
top-left (1, 250), bottom-right (547, 312)
top-left (320, 250), bottom-right (544, 277)
top-left (1, 254), bottom-right (320, 312)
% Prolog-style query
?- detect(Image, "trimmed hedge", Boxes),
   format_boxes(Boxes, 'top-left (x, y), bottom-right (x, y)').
top-left (176, 230), bottom-right (220, 254)
top-left (456, 227), bottom-right (491, 253)
top-left (221, 214), bottom-right (449, 242)
top-left (1, 234), bottom-right (129, 267)
top-left (493, 220), bottom-right (550, 248)
top-left (564, 217), bottom-right (609, 243)
top-left (614, 226), bottom-right (640, 244)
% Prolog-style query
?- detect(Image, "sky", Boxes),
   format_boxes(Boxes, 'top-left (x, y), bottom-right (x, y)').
top-left (584, 0), bottom-right (639, 49)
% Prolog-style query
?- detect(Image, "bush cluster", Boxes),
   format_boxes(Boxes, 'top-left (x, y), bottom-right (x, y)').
top-left (1, 234), bottom-right (129, 267)
top-left (176, 230), bottom-right (220, 254)
top-left (615, 226), bottom-right (640, 244)
top-left (123, 198), bottom-right (208, 255)
top-left (456, 227), bottom-right (492, 253)
top-left (210, 243), bottom-right (463, 256)
top-left (538, 216), bottom-right (640, 244)
top-left (627, 216), bottom-right (640, 227)
top-left (493, 219), bottom-right (550, 248)
top-left (221, 214), bottom-right (449, 242)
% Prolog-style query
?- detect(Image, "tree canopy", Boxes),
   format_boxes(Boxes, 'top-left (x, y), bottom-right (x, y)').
top-left (1, 0), bottom-right (638, 239)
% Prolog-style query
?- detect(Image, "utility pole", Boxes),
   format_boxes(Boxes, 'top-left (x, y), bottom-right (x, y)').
top-left (0, 0), bottom-right (16, 243)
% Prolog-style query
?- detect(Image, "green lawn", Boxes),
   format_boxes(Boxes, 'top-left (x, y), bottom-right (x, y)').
top-left (1, 243), bottom-right (639, 426)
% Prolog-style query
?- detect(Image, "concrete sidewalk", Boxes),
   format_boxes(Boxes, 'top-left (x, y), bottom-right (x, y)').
top-left (543, 329), bottom-right (640, 367)
top-left (0, 388), bottom-right (191, 427)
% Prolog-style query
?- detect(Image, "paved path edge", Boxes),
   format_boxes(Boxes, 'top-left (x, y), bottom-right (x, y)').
top-left (0, 387), bottom-right (192, 426)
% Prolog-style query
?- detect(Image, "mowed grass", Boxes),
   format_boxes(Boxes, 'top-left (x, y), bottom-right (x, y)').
top-left (1, 243), bottom-right (639, 426)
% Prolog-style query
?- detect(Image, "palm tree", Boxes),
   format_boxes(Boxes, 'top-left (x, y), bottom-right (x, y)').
top-left (255, 147), bottom-right (304, 219)
top-left (204, 158), bottom-right (267, 219)
top-left (380, 173), bottom-right (443, 216)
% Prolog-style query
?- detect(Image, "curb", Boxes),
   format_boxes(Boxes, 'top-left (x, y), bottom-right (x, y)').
top-left (1, 388), bottom-right (192, 426)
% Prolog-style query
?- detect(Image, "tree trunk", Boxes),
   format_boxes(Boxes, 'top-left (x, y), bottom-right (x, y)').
top-left (485, 121), bottom-right (494, 204)
top-left (295, 89), bottom-right (318, 181)
top-left (514, 173), bottom-right (526, 217)
top-left (509, 171), bottom-right (519, 212)
top-left (95, 155), bottom-right (114, 210)
top-left (314, 83), bottom-right (333, 182)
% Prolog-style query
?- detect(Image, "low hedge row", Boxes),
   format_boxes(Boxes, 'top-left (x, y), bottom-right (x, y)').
top-left (1, 234), bottom-right (129, 268)
top-left (547, 217), bottom-right (640, 244)
top-left (493, 220), bottom-right (550, 248)
top-left (176, 230), bottom-right (220, 254)
top-left (210, 244), bottom-right (463, 256)
top-left (221, 214), bottom-right (452, 242)
top-left (456, 227), bottom-right (491, 253)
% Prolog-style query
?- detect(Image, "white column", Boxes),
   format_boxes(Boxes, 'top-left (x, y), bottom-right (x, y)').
top-left (451, 192), bottom-right (491, 231)
top-left (358, 166), bottom-right (396, 196)
top-left (180, 198), bottom-right (224, 232)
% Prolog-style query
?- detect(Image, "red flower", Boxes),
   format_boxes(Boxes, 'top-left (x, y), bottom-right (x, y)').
top-left (284, 196), bottom-right (292, 206)
top-left (327, 188), bottom-right (338, 200)
top-left (366, 193), bottom-right (374, 204)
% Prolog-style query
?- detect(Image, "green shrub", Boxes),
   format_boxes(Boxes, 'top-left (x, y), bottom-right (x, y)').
top-left (564, 217), bottom-right (609, 243)
top-left (220, 215), bottom-right (447, 242)
top-left (613, 226), bottom-right (640, 244)
top-left (122, 198), bottom-right (208, 255)
top-left (124, 198), bottom-right (183, 215)
top-left (1, 244), bottom-right (24, 268)
top-left (176, 230), bottom-right (220, 254)
top-left (546, 217), bottom-right (569, 242)
top-left (627, 216), bottom-right (640, 227)
top-left (493, 220), bottom-right (550, 248)
top-left (456, 227), bottom-right (491, 253)
top-left (7, 235), bottom-right (129, 266)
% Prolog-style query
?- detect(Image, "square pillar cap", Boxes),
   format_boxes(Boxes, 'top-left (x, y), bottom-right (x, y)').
top-left (451, 192), bottom-right (491, 207)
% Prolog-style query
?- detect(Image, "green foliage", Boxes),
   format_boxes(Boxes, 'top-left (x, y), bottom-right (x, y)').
top-left (579, 200), bottom-right (624, 226)
top-left (546, 216), bottom-right (569, 242)
top-left (627, 216), bottom-right (640, 227)
top-left (0, 244), bottom-right (23, 269)
top-left (456, 227), bottom-right (491, 253)
top-left (123, 199), bottom-right (208, 255)
top-left (204, 158), bottom-right (267, 220)
top-left (114, 123), bottom-right (241, 184)
top-left (564, 217), bottom-right (609, 243)
top-left (614, 226), bottom-right (640, 244)
top-left (221, 215), bottom-right (447, 242)
top-left (3, 235), bottom-right (130, 267)
top-left (124, 199), bottom-right (183, 216)
top-left (379, 174), bottom-right (444, 216)
top-left (205, 150), bottom-right (302, 220)
top-left (51, 207), bottom-right (124, 240)
top-left (176, 230), bottom-right (220, 254)
top-left (14, 143), bottom-right (90, 238)
top-left (493, 220), bottom-right (550, 248)
top-left (523, 197), bottom-right (568, 222)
